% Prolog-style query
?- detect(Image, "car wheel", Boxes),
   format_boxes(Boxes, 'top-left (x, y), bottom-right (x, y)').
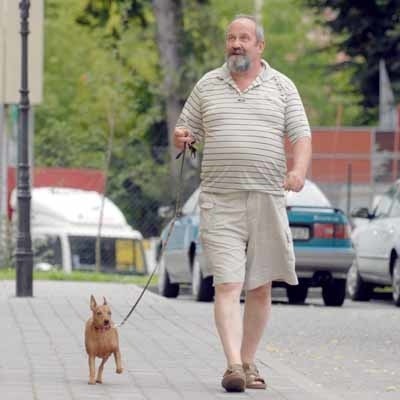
top-left (158, 257), bottom-right (179, 298)
top-left (192, 258), bottom-right (214, 302)
top-left (286, 282), bottom-right (308, 304)
top-left (392, 258), bottom-right (400, 307)
top-left (322, 279), bottom-right (346, 306)
top-left (346, 260), bottom-right (372, 301)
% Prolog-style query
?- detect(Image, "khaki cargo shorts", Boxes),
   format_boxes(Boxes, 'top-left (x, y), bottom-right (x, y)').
top-left (199, 190), bottom-right (298, 290)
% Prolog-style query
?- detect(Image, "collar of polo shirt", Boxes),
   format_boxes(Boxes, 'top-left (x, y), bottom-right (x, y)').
top-left (217, 59), bottom-right (272, 84)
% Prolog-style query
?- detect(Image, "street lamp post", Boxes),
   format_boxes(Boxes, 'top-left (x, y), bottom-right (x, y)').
top-left (16, 0), bottom-right (33, 297)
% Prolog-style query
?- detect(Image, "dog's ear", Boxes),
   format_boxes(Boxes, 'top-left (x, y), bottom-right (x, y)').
top-left (103, 296), bottom-right (108, 305)
top-left (90, 295), bottom-right (97, 311)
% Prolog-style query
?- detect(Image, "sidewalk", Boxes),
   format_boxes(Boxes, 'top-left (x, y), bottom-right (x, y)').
top-left (0, 280), bottom-right (343, 400)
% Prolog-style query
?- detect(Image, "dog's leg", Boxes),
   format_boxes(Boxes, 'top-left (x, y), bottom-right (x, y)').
top-left (96, 356), bottom-right (109, 384)
top-left (114, 350), bottom-right (123, 374)
top-left (88, 355), bottom-right (96, 384)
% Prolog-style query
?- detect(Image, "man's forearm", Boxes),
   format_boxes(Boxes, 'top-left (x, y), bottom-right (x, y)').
top-left (291, 136), bottom-right (312, 178)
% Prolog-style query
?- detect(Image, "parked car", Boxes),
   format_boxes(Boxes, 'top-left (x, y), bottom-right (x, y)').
top-left (157, 180), bottom-right (354, 306)
top-left (347, 179), bottom-right (400, 306)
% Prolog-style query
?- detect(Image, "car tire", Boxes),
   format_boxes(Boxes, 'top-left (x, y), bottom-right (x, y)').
top-left (286, 282), bottom-right (308, 304)
top-left (192, 258), bottom-right (214, 302)
top-left (322, 278), bottom-right (346, 306)
top-left (158, 257), bottom-right (179, 298)
top-left (392, 258), bottom-right (400, 307)
top-left (346, 260), bottom-right (372, 301)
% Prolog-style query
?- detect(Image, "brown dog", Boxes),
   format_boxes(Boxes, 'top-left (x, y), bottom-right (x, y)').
top-left (85, 295), bottom-right (123, 384)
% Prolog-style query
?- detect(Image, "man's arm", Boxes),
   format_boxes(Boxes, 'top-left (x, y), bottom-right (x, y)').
top-left (174, 83), bottom-right (204, 150)
top-left (284, 136), bottom-right (312, 192)
top-left (283, 77), bottom-right (312, 192)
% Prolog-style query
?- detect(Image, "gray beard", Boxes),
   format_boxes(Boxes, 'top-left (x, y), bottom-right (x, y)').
top-left (226, 54), bottom-right (251, 73)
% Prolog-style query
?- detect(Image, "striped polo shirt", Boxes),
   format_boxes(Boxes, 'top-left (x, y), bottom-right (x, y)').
top-left (177, 60), bottom-right (311, 195)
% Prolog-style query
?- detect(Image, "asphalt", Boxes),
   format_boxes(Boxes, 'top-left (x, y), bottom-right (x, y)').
top-left (1, 280), bottom-right (345, 400)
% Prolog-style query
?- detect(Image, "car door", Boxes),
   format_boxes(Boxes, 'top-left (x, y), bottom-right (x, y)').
top-left (380, 184), bottom-right (400, 281)
top-left (164, 189), bottom-right (200, 282)
top-left (356, 186), bottom-right (396, 283)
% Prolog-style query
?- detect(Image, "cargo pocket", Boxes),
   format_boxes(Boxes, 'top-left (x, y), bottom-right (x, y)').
top-left (285, 227), bottom-right (295, 262)
top-left (199, 192), bottom-right (216, 233)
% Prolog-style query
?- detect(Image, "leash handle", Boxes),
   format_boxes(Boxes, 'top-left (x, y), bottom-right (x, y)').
top-left (116, 143), bottom-right (190, 328)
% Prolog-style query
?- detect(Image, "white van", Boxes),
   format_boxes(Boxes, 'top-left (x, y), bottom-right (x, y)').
top-left (11, 187), bottom-right (147, 274)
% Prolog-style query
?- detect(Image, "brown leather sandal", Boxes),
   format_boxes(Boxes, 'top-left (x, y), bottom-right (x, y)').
top-left (243, 363), bottom-right (267, 389)
top-left (221, 364), bottom-right (246, 392)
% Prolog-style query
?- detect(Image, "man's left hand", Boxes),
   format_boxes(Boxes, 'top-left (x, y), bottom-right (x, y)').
top-left (284, 171), bottom-right (305, 192)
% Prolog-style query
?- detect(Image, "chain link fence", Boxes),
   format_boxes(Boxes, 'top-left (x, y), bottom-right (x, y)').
top-left (1, 120), bottom-right (399, 275)
top-left (309, 152), bottom-right (400, 215)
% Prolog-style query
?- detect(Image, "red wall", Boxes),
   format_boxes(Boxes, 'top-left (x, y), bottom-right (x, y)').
top-left (287, 128), bottom-right (373, 183)
top-left (7, 167), bottom-right (105, 219)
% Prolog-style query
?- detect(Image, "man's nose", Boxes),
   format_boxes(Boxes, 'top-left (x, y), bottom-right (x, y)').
top-left (232, 38), bottom-right (241, 47)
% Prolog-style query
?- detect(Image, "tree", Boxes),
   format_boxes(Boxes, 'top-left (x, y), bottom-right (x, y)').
top-left (36, 0), bottom-right (169, 236)
top-left (152, 0), bottom-right (184, 179)
top-left (302, 0), bottom-right (400, 123)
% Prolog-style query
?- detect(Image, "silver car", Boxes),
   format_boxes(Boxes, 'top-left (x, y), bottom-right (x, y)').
top-left (348, 179), bottom-right (400, 306)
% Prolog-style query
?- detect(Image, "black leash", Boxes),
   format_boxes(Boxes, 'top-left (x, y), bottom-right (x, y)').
top-left (115, 141), bottom-right (196, 328)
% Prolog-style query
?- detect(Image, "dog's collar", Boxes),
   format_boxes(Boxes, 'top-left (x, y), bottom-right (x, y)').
top-left (94, 325), bottom-right (111, 332)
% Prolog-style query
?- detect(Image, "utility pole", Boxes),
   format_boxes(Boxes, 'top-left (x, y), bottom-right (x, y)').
top-left (0, 105), bottom-right (7, 267)
top-left (254, 0), bottom-right (264, 25)
top-left (0, 0), bottom-right (8, 268)
top-left (15, 0), bottom-right (33, 297)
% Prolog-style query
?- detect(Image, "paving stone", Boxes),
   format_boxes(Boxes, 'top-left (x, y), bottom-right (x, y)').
top-left (0, 281), bottom-right (349, 400)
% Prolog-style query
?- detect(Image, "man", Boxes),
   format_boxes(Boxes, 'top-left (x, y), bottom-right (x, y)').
top-left (174, 15), bottom-right (311, 392)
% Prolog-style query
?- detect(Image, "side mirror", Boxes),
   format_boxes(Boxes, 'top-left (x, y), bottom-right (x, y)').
top-left (350, 207), bottom-right (371, 219)
top-left (158, 205), bottom-right (174, 219)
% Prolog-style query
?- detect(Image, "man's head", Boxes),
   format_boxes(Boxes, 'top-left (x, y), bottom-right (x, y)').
top-left (225, 15), bottom-right (265, 74)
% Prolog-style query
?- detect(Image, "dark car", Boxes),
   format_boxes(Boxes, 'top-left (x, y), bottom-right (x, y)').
top-left (157, 180), bottom-right (354, 306)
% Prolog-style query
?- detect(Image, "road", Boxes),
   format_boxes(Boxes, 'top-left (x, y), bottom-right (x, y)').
top-left (173, 286), bottom-right (400, 400)
top-left (267, 289), bottom-right (400, 400)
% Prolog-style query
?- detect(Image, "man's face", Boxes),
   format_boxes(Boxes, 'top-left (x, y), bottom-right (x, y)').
top-left (225, 18), bottom-right (264, 73)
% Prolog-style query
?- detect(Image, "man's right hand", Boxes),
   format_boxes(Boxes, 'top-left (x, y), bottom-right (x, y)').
top-left (174, 127), bottom-right (195, 150)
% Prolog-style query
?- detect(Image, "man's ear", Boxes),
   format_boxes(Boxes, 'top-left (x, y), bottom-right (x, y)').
top-left (90, 295), bottom-right (97, 311)
top-left (258, 39), bottom-right (265, 54)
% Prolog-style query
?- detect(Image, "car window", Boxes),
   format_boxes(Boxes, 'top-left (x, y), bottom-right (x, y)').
top-left (33, 235), bottom-right (62, 269)
top-left (181, 188), bottom-right (200, 215)
top-left (374, 186), bottom-right (397, 218)
top-left (389, 186), bottom-right (400, 217)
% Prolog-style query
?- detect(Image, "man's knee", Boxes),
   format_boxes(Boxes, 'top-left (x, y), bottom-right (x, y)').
top-left (215, 282), bottom-right (243, 298)
top-left (246, 283), bottom-right (272, 302)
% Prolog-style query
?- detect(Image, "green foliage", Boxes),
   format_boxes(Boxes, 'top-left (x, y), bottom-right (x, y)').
top-left (36, 0), bottom-right (168, 235)
top-left (302, 0), bottom-right (400, 123)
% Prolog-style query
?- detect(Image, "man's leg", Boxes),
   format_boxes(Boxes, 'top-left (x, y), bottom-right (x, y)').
top-left (214, 282), bottom-right (243, 366)
top-left (241, 282), bottom-right (272, 364)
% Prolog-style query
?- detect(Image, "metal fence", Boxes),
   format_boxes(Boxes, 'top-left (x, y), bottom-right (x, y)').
top-left (309, 152), bottom-right (400, 214)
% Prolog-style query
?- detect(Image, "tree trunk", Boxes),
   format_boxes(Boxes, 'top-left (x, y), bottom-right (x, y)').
top-left (152, 0), bottom-right (184, 181)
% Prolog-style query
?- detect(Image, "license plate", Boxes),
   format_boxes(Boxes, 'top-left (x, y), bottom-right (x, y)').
top-left (290, 226), bottom-right (310, 240)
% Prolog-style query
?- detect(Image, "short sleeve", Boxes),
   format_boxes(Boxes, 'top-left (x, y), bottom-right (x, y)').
top-left (176, 83), bottom-right (204, 143)
top-left (284, 81), bottom-right (311, 144)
